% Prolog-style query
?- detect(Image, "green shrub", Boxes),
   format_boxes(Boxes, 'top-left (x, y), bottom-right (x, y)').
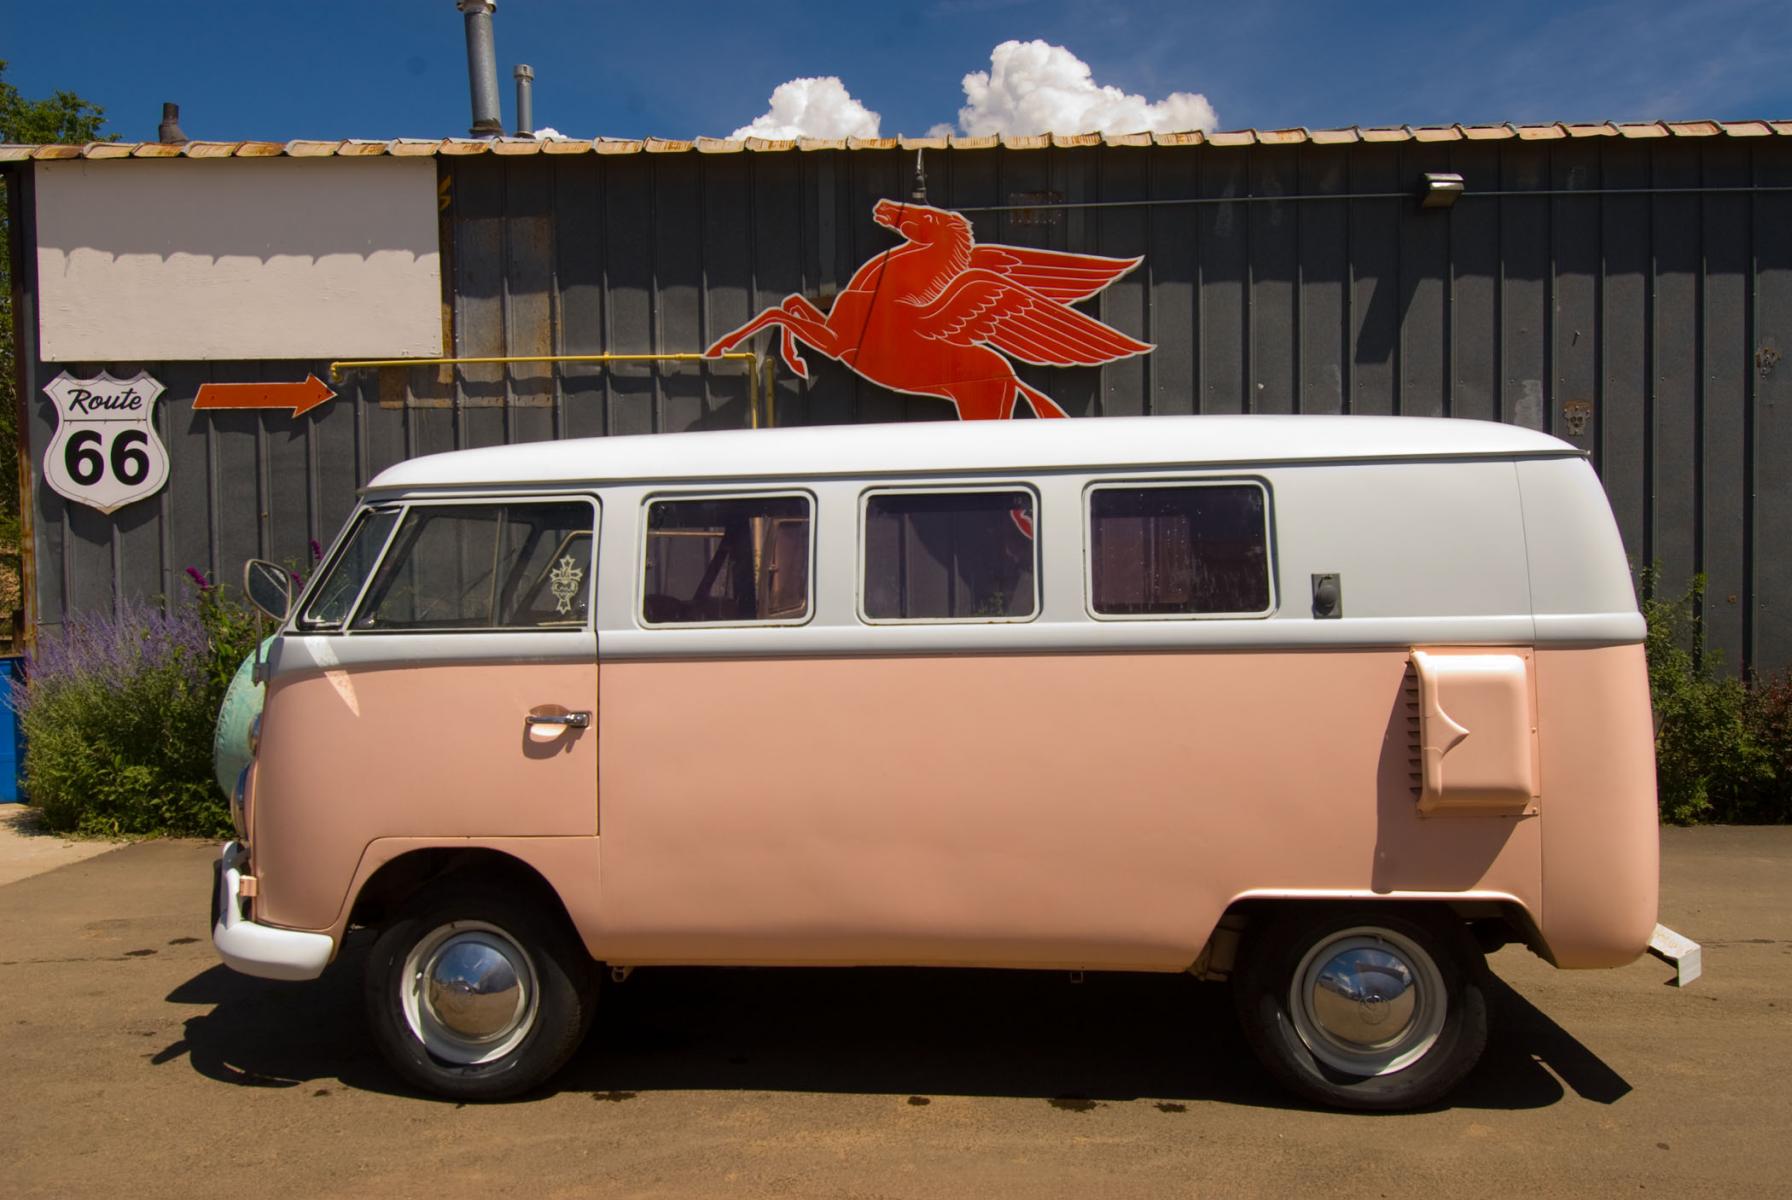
top-left (1738, 673), bottom-right (1792, 824)
top-left (188, 569), bottom-right (266, 693)
top-left (1643, 571), bottom-right (1790, 824)
top-left (9, 578), bottom-right (263, 837)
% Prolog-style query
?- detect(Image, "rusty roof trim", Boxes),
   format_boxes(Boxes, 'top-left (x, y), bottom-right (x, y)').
top-left (6, 120), bottom-right (1792, 165)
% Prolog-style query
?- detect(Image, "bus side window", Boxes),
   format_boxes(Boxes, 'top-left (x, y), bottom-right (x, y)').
top-left (862, 489), bottom-right (1038, 621)
top-left (642, 495), bottom-right (813, 625)
top-left (350, 501), bottom-right (595, 631)
top-left (298, 508), bottom-right (400, 629)
top-left (1088, 483), bottom-right (1273, 617)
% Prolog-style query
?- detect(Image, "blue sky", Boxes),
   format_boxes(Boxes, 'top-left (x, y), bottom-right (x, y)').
top-left (5, 0), bottom-right (1789, 143)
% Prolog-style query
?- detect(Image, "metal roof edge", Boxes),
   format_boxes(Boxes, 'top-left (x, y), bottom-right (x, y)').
top-left (6, 120), bottom-right (1790, 161)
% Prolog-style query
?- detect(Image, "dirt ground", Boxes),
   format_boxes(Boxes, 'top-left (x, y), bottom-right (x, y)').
top-left (0, 804), bottom-right (122, 886)
top-left (0, 826), bottom-right (1787, 1199)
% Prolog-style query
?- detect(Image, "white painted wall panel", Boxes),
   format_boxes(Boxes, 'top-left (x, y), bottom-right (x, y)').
top-left (35, 158), bottom-right (443, 361)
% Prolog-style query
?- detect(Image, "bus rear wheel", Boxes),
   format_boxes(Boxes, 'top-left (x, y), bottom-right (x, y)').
top-left (365, 885), bottom-right (596, 1101)
top-left (1231, 906), bottom-right (1488, 1111)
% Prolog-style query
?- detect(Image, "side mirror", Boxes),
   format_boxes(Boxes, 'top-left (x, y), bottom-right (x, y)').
top-left (244, 559), bottom-right (294, 623)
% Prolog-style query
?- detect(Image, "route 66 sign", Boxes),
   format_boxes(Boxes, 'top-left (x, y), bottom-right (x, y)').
top-left (42, 370), bottom-right (171, 514)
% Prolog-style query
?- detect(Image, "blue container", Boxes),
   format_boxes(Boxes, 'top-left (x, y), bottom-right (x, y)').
top-left (0, 656), bottom-right (23, 803)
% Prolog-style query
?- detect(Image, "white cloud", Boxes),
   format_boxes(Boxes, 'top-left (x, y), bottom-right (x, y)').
top-left (949, 40), bottom-right (1218, 137)
top-left (532, 127), bottom-right (568, 140)
top-left (731, 76), bottom-right (881, 140)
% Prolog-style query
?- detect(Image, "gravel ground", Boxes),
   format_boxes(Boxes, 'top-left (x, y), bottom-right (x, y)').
top-left (0, 826), bottom-right (1786, 1199)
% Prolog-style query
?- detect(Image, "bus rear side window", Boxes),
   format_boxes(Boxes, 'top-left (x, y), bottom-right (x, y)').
top-left (1089, 484), bottom-right (1271, 616)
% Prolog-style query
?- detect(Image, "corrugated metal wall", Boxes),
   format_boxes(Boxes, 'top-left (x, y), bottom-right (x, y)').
top-left (19, 137), bottom-right (1792, 670)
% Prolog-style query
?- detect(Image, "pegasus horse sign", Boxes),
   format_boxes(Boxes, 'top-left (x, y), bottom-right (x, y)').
top-left (706, 200), bottom-right (1153, 419)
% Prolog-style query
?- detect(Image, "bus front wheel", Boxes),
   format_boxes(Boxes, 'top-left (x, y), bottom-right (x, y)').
top-left (364, 884), bottom-right (596, 1101)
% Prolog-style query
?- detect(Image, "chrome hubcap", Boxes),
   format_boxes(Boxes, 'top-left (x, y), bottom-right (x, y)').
top-left (401, 921), bottom-right (539, 1065)
top-left (1288, 927), bottom-right (1446, 1077)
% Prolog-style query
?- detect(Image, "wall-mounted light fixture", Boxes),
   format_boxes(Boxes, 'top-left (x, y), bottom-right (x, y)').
top-left (1419, 171), bottom-right (1465, 209)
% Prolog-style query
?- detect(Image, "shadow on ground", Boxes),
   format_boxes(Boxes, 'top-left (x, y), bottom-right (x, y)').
top-left (160, 943), bottom-right (1628, 1112)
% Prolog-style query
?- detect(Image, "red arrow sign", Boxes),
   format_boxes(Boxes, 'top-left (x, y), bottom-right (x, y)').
top-left (193, 374), bottom-right (337, 418)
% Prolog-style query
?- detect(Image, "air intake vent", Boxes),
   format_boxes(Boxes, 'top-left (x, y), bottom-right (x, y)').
top-left (1402, 663), bottom-right (1423, 801)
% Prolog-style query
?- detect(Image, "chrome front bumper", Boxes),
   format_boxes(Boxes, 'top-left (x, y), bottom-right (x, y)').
top-left (211, 841), bottom-right (334, 981)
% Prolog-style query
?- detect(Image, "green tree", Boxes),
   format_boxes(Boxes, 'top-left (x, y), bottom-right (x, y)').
top-left (0, 61), bottom-right (116, 642)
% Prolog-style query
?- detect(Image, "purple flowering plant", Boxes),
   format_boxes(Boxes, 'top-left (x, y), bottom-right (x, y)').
top-left (12, 573), bottom-right (262, 837)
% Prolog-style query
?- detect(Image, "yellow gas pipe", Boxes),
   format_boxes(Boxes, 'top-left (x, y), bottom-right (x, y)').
top-left (327, 351), bottom-right (771, 429)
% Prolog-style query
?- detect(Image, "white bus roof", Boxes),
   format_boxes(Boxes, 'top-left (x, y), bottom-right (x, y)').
top-left (366, 413), bottom-right (1580, 492)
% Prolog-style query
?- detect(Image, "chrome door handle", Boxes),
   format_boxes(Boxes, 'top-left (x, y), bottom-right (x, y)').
top-left (525, 711), bottom-right (590, 729)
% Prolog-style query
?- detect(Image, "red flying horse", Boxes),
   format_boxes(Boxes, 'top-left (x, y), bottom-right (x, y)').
top-left (704, 199), bottom-right (1153, 419)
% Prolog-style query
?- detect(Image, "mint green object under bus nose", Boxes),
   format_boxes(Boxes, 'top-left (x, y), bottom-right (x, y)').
top-left (213, 638), bottom-right (274, 802)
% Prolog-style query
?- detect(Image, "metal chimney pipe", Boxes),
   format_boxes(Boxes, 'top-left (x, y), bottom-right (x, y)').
top-left (158, 102), bottom-right (188, 144)
top-left (457, 0), bottom-right (503, 137)
top-left (513, 64), bottom-right (534, 137)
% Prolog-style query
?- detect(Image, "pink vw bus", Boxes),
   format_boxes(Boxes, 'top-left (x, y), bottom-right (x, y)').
top-left (214, 414), bottom-right (1660, 1109)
